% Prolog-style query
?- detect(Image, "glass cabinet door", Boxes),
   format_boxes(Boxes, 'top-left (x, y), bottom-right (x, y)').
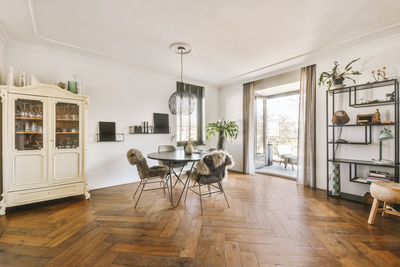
top-left (15, 99), bottom-right (44, 150)
top-left (55, 102), bottom-right (80, 149)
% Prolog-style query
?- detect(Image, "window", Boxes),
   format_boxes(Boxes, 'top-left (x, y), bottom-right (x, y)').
top-left (176, 82), bottom-right (204, 146)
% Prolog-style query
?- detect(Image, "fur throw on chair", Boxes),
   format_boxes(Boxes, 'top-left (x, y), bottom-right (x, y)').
top-left (188, 151), bottom-right (234, 183)
top-left (127, 148), bottom-right (169, 179)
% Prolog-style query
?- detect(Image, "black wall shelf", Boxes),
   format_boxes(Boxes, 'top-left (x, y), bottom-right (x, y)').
top-left (326, 79), bottom-right (399, 203)
top-left (96, 133), bottom-right (125, 142)
top-left (129, 132), bottom-right (170, 135)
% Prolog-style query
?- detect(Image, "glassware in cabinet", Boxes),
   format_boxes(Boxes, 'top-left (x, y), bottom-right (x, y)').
top-left (15, 99), bottom-right (44, 150)
top-left (55, 102), bottom-right (80, 149)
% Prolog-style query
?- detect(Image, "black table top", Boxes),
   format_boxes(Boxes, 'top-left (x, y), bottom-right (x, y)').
top-left (147, 150), bottom-right (203, 162)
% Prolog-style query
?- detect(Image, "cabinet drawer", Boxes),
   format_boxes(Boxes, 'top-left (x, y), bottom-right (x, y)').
top-left (7, 182), bottom-right (85, 207)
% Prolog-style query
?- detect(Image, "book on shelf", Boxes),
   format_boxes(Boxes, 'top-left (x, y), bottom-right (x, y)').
top-left (368, 170), bottom-right (393, 178)
top-left (367, 176), bottom-right (394, 182)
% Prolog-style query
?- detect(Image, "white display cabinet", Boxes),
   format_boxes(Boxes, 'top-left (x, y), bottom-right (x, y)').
top-left (0, 84), bottom-right (90, 215)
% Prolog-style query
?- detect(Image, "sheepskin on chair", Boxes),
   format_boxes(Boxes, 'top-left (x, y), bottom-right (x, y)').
top-left (127, 148), bottom-right (169, 179)
top-left (188, 151), bottom-right (234, 184)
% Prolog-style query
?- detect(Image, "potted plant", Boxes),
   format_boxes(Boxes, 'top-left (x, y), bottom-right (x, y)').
top-left (206, 120), bottom-right (239, 150)
top-left (319, 58), bottom-right (361, 93)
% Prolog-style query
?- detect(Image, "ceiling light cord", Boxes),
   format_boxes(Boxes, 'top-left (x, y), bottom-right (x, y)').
top-left (180, 48), bottom-right (184, 83)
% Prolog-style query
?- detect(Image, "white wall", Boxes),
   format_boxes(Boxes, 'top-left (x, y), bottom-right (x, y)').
top-left (220, 34), bottom-right (400, 196)
top-left (0, 38), bottom-right (4, 84)
top-left (4, 43), bottom-right (220, 190)
top-left (219, 82), bottom-right (243, 172)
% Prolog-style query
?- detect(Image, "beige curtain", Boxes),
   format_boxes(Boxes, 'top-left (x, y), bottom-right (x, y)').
top-left (243, 82), bottom-right (255, 174)
top-left (297, 65), bottom-right (316, 187)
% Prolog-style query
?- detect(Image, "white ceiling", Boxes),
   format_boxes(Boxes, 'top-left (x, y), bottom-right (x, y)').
top-left (1, 0), bottom-right (400, 85)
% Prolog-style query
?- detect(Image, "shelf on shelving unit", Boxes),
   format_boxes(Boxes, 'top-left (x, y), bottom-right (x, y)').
top-left (328, 141), bottom-right (370, 145)
top-left (350, 100), bottom-right (395, 108)
top-left (327, 123), bottom-right (395, 127)
top-left (350, 177), bottom-right (371, 184)
top-left (328, 158), bottom-right (396, 168)
top-left (330, 79), bottom-right (397, 94)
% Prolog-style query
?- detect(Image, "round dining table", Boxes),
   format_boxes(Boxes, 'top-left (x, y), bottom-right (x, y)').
top-left (147, 150), bottom-right (203, 207)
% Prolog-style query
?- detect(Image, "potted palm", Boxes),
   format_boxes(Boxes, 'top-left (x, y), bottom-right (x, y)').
top-left (319, 58), bottom-right (361, 93)
top-left (206, 120), bottom-right (239, 150)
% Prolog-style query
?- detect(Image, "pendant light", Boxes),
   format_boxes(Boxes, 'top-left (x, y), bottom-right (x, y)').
top-left (168, 43), bottom-right (196, 115)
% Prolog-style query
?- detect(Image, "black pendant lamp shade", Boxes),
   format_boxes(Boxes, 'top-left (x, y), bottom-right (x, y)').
top-left (168, 44), bottom-right (195, 115)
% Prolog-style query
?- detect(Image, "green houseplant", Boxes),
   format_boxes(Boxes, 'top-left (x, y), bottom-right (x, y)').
top-left (206, 120), bottom-right (239, 150)
top-left (319, 58), bottom-right (361, 93)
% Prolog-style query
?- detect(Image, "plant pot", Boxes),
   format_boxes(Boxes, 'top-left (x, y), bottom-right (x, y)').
top-left (333, 78), bottom-right (344, 85)
top-left (217, 133), bottom-right (227, 151)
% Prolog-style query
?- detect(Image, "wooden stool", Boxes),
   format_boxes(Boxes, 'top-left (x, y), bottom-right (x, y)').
top-left (368, 181), bottom-right (400, 224)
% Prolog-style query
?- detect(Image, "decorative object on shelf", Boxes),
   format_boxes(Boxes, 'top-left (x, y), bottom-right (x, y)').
top-left (67, 80), bottom-right (78, 94)
top-left (319, 58), bottom-right (361, 93)
top-left (371, 67), bottom-right (388, 82)
top-left (6, 66), bottom-right (14, 86)
top-left (143, 122), bottom-right (146, 133)
top-left (331, 163), bottom-right (340, 196)
top-left (367, 170), bottom-right (394, 182)
top-left (332, 110), bottom-right (349, 125)
top-left (98, 121), bottom-right (124, 142)
top-left (67, 74), bottom-right (79, 94)
top-left (30, 74), bottom-right (41, 85)
top-left (374, 109), bottom-right (381, 123)
top-left (168, 43), bottom-right (196, 115)
top-left (58, 82), bottom-right (66, 89)
top-left (356, 111), bottom-right (380, 125)
top-left (206, 120), bottom-right (239, 151)
top-left (153, 113), bottom-right (170, 133)
top-left (18, 71), bottom-right (27, 87)
top-left (137, 125), bottom-right (142, 133)
top-left (377, 128), bottom-right (393, 162)
top-left (386, 91), bottom-right (395, 101)
top-left (184, 140), bottom-right (194, 154)
top-left (383, 120), bottom-right (393, 124)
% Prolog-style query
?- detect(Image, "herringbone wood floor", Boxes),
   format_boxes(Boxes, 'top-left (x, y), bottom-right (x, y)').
top-left (1, 172), bottom-right (400, 267)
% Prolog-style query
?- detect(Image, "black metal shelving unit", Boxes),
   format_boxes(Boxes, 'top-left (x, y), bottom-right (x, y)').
top-left (326, 79), bottom-right (399, 203)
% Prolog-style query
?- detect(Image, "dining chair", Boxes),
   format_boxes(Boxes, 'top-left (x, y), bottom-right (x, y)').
top-left (184, 151), bottom-right (234, 215)
top-left (127, 148), bottom-right (169, 208)
top-left (158, 145), bottom-right (186, 187)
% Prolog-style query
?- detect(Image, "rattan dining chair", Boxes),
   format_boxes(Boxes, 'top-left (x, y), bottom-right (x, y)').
top-left (185, 151), bottom-right (234, 215)
top-left (127, 148), bottom-right (169, 208)
top-left (158, 145), bottom-right (186, 187)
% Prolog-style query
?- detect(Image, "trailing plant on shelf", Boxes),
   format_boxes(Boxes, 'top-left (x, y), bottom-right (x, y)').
top-left (206, 120), bottom-right (239, 151)
top-left (319, 58), bottom-right (361, 93)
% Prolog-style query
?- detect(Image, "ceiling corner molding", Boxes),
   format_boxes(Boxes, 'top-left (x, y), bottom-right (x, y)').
top-left (26, 0), bottom-right (126, 62)
top-left (220, 22), bottom-right (400, 85)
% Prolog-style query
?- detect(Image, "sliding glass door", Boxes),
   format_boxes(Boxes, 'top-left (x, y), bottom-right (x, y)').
top-left (255, 91), bottom-right (299, 178)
